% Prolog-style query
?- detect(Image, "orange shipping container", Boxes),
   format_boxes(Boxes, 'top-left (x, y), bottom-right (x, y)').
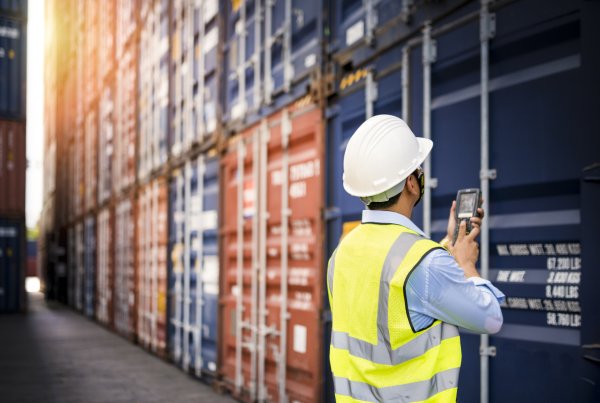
top-left (220, 102), bottom-right (325, 403)
top-left (137, 177), bottom-right (168, 355)
top-left (0, 120), bottom-right (25, 217)
top-left (96, 207), bottom-right (114, 327)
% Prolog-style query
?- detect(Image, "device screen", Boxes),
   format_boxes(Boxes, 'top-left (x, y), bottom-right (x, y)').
top-left (458, 193), bottom-right (477, 217)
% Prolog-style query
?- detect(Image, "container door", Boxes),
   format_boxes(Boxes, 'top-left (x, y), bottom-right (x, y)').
top-left (168, 153), bottom-right (220, 377)
top-left (0, 220), bottom-right (21, 313)
top-left (84, 216), bottom-right (96, 318)
top-left (222, 104), bottom-right (324, 403)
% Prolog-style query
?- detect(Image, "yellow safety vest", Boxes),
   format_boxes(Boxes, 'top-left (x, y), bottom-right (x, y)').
top-left (327, 223), bottom-right (461, 403)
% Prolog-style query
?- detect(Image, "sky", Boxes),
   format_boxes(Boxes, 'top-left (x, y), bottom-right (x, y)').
top-left (26, 0), bottom-right (44, 228)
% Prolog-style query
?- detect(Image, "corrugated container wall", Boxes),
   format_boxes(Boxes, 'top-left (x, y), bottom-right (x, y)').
top-left (84, 0), bottom-right (98, 110)
top-left (84, 110), bottom-right (98, 212)
top-left (138, 0), bottom-right (169, 182)
top-left (98, 0), bottom-right (115, 88)
top-left (168, 153), bottom-right (220, 377)
top-left (116, 0), bottom-right (137, 58)
top-left (170, 0), bottom-right (220, 159)
top-left (222, 0), bottom-right (323, 130)
top-left (137, 177), bottom-right (168, 355)
top-left (97, 207), bottom-right (114, 327)
top-left (0, 0), bottom-right (27, 16)
top-left (221, 102), bottom-right (325, 403)
top-left (0, 18), bottom-right (26, 120)
top-left (114, 196), bottom-right (137, 339)
top-left (0, 120), bottom-right (25, 217)
top-left (114, 46), bottom-right (137, 194)
top-left (74, 221), bottom-right (84, 311)
top-left (84, 215), bottom-right (96, 318)
top-left (323, 1), bottom-right (600, 402)
top-left (98, 86), bottom-right (114, 205)
top-left (0, 219), bottom-right (25, 313)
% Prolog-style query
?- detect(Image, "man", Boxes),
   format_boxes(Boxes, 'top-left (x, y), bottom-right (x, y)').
top-left (327, 115), bottom-right (504, 403)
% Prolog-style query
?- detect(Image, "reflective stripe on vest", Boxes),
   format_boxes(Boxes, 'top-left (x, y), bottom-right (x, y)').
top-left (328, 224), bottom-right (461, 403)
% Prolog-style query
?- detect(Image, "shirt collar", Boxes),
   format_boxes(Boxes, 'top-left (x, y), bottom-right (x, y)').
top-left (361, 209), bottom-right (429, 238)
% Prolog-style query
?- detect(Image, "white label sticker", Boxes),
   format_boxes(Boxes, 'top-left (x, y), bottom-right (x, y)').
top-left (203, 210), bottom-right (218, 230)
top-left (208, 361), bottom-right (217, 372)
top-left (203, 0), bottom-right (218, 23)
top-left (202, 255), bottom-right (219, 284)
top-left (305, 53), bottom-right (316, 68)
top-left (293, 325), bottom-right (307, 354)
top-left (346, 20), bottom-right (364, 46)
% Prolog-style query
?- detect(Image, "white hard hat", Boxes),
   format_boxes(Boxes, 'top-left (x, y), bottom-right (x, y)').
top-left (343, 115), bottom-right (433, 204)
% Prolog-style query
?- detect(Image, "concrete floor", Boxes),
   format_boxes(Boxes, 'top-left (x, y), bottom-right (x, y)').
top-left (0, 292), bottom-right (236, 403)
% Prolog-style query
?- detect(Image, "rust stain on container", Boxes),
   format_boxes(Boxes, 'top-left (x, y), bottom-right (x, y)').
top-left (0, 120), bottom-right (25, 217)
top-left (137, 177), bottom-right (168, 356)
top-left (220, 104), bottom-right (325, 403)
top-left (96, 206), bottom-right (114, 328)
top-left (115, 194), bottom-right (137, 341)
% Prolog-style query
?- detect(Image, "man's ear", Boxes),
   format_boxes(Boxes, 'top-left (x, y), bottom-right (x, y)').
top-left (406, 175), bottom-right (418, 195)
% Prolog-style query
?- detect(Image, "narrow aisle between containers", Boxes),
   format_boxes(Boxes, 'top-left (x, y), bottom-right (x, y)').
top-left (0, 292), bottom-right (236, 403)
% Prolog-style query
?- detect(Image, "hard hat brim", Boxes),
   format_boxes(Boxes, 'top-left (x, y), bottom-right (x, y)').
top-left (343, 137), bottom-right (433, 198)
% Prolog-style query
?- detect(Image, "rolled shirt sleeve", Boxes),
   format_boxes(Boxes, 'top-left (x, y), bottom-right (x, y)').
top-left (406, 250), bottom-right (505, 334)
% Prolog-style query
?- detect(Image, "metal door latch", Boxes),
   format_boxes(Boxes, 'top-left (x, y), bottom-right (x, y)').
top-left (480, 169), bottom-right (497, 180)
top-left (480, 346), bottom-right (497, 357)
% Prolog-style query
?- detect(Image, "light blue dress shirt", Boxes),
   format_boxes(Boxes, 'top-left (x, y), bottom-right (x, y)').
top-left (362, 210), bottom-right (505, 334)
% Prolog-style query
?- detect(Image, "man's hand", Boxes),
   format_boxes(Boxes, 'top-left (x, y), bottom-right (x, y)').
top-left (452, 221), bottom-right (481, 279)
top-left (445, 199), bottom-right (485, 249)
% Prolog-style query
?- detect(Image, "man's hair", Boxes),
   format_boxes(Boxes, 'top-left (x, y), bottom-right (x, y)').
top-left (368, 192), bottom-right (401, 210)
top-left (367, 169), bottom-right (420, 210)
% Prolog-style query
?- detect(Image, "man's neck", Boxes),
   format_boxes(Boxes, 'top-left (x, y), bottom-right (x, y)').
top-left (376, 202), bottom-right (413, 220)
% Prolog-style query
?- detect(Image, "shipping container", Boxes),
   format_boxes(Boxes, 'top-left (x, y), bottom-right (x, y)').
top-left (0, 18), bottom-right (25, 120)
top-left (137, 0), bottom-right (169, 181)
top-left (116, 0), bottom-right (137, 58)
top-left (74, 221), bottom-right (84, 311)
top-left (323, 1), bottom-right (600, 402)
top-left (0, 120), bottom-right (25, 217)
top-left (84, 109), bottom-right (98, 212)
top-left (96, 207), bottom-right (114, 327)
top-left (67, 225), bottom-right (76, 306)
top-left (0, 0), bottom-right (27, 17)
top-left (75, 1), bottom-right (85, 126)
top-left (114, 195), bottom-right (137, 339)
top-left (98, 0), bottom-right (115, 87)
top-left (84, 0), bottom-right (98, 110)
top-left (0, 218), bottom-right (24, 313)
top-left (137, 177), bottom-right (168, 355)
top-left (222, 0), bottom-right (323, 131)
top-left (84, 215), bottom-right (96, 318)
top-left (167, 152), bottom-right (220, 377)
top-left (98, 86), bottom-right (114, 205)
top-left (169, 0), bottom-right (220, 158)
top-left (114, 46), bottom-right (137, 194)
top-left (220, 101), bottom-right (324, 403)
top-left (27, 239), bottom-right (36, 277)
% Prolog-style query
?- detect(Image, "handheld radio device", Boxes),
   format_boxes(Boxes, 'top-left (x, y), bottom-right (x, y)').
top-left (452, 188), bottom-right (482, 245)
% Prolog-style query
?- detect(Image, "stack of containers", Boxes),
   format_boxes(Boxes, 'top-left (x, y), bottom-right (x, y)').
top-left (323, 1), bottom-right (600, 402)
top-left (0, 1), bottom-right (27, 313)
top-left (166, 0), bottom-right (222, 381)
top-left (218, 0), bottom-right (325, 401)
top-left (136, 0), bottom-right (170, 357)
top-left (113, 0), bottom-right (138, 341)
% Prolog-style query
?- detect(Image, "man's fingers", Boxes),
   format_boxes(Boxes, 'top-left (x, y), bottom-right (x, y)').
top-left (470, 217), bottom-right (482, 229)
top-left (468, 225), bottom-right (481, 240)
top-left (477, 207), bottom-right (485, 219)
top-left (457, 220), bottom-right (467, 241)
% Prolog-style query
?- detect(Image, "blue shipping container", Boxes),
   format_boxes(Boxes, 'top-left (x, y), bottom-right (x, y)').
top-left (84, 216), bottom-right (96, 318)
top-left (222, 0), bottom-right (323, 130)
top-left (0, 17), bottom-right (25, 120)
top-left (0, 1), bottom-right (27, 17)
top-left (324, 0), bottom-right (599, 402)
top-left (168, 153), bottom-right (220, 378)
top-left (0, 218), bottom-right (23, 313)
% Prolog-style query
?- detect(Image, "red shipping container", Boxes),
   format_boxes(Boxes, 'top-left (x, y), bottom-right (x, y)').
top-left (137, 177), bottom-right (168, 355)
top-left (116, 0), bottom-right (137, 58)
top-left (96, 206), bottom-right (114, 327)
top-left (113, 46), bottom-right (137, 195)
top-left (0, 120), bottom-right (25, 217)
top-left (98, 86), bottom-right (114, 205)
top-left (98, 0), bottom-right (115, 87)
top-left (221, 101), bottom-right (325, 403)
top-left (84, 0), bottom-right (98, 110)
top-left (84, 110), bottom-right (98, 212)
top-left (114, 194), bottom-right (137, 340)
